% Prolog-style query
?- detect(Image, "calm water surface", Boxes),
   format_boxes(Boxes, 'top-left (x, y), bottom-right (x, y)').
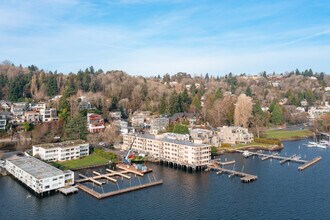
top-left (1, 139), bottom-right (329, 220)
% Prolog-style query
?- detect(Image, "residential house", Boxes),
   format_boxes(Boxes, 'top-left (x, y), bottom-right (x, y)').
top-left (40, 108), bottom-right (58, 122)
top-left (24, 111), bottom-right (40, 123)
top-left (170, 112), bottom-right (201, 126)
top-left (87, 113), bottom-right (105, 133)
top-left (150, 117), bottom-right (169, 135)
top-left (216, 126), bottom-right (253, 145)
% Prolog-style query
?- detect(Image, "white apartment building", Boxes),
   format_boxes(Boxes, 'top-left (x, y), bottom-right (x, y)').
top-left (123, 133), bottom-right (210, 167)
top-left (11, 102), bottom-right (27, 117)
top-left (5, 156), bottom-right (74, 194)
top-left (32, 140), bottom-right (89, 162)
top-left (190, 128), bottom-right (221, 146)
top-left (24, 111), bottom-right (40, 123)
top-left (150, 117), bottom-right (169, 135)
top-left (40, 108), bottom-right (58, 122)
top-left (217, 126), bottom-right (253, 145)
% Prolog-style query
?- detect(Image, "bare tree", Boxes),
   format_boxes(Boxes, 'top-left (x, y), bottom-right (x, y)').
top-left (234, 94), bottom-right (253, 128)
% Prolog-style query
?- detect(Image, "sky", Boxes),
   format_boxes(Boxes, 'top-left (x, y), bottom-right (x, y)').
top-left (1, 0), bottom-right (330, 76)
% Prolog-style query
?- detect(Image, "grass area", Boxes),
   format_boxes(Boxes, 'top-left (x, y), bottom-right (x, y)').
top-left (264, 129), bottom-right (313, 140)
top-left (55, 154), bottom-right (109, 170)
top-left (218, 141), bottom-right (280, 153)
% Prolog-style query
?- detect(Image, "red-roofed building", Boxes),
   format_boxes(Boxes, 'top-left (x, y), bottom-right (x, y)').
top-left (87, 113), bottom-right (105, 133)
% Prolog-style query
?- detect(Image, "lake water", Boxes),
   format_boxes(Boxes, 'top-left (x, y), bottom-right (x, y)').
top-left (1, 138), bottom-right (329, 220)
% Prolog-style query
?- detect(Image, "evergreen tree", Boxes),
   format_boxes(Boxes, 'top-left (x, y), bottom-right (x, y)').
top-left (65, 113), bottom-right (88, 140)
top-left (215, 88), bottom-right (222, 99)
top-left (46, 76), bottom-right (58, 96)
top-left (169, 92), bottom-right (180, 114)
top-left (159, 94), bottom-right (167, 115)
top-left (245, 86), bottom-right (252, 97)
top-left (192, 95), bottom-right (201, 112)
top-left (271, 104), bottom-right (284, 125)
top-left (109, 97), bottom-right (118, 111)
top-left (253, 99), bottom-right (263, 116)
top-left (172, 123), bottom-right (189, 134)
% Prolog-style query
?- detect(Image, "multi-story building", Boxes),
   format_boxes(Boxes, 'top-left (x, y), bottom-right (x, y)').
top-left (0, 111), bottom-right (10, 130)
top-left (109, 111), bottom-right (122, 121)
top-left (5, 156), bottom-right (74, 194)
top-left (11, 102), bottom-right (27, 117)
top-left (87, 113), bottom-right (105, 133)
top-left (216, 126), bottom-right (253, 145)
top-left (131, 115), bottom-right (145, 127)
top-left (190, 128), bottom-right (221, 146)
top-left (78, 96), bottom-right (94, 110)
top-left (24, 111), bottom-right (40, 123)
top-left (32, 140), bottom-right (89, 162)
top-left (40, 108), bottom-right (58, 122)
top-left (150, 117), bottom-right (169, 135)
top-left (123, 133), bottom-right (210, 167)
top-left (29, 103), bottom-right (46, 111)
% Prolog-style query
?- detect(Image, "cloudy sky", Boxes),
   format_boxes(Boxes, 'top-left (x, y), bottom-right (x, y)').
top-left (1, 0), bottom-right (330, 76)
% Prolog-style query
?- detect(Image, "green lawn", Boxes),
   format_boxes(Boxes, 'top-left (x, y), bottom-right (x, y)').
top-left (264, 129), bottom-right (313, 140)
top-left (57, 154), bottom-right (109, 170)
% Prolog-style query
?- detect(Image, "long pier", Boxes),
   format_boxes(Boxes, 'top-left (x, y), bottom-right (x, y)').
top-left (208, 164), bottom-right (257, 183)
top-left (236, 150), bottom-right (321, 170)
top-left (77, 180), bottom-right (163, 199)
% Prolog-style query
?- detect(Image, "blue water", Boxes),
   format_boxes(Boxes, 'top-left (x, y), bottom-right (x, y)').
top-left (1, 139), bottom-right (330, 220)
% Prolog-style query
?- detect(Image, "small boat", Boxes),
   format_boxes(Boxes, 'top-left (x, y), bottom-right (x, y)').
top-left (242, 151), bottom-right (252, 158)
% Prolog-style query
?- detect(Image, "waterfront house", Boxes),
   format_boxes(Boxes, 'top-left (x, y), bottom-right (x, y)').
top-left (32, 140), bottom-right (89, 162)
top-left (216, 126), bottom-right (253, 145)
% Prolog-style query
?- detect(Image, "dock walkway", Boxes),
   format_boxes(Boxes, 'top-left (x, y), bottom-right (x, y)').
top-left (236, 150), bottom-right (321, 170)
top-left (208, 164), bottom-right (257, 183)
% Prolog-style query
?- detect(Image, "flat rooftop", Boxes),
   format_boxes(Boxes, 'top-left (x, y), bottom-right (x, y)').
top-left (33, 140), bottom-right (88, 149)
top-left (6, 156), bottom-right (66, 179)
top-left (128, 133), bottom-right (209, 147)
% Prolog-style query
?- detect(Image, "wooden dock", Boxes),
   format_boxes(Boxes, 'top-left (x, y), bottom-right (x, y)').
top-left (218, 160), bottom-right (236, 166)
top-left (236, 150), bottom-right (321, 171)
top-left (298, 157), bottom-right (322, 171)
top-left (208, 164), bottom-right (257, 183)
top-left (58, 186), bottom-right (79, 195)
top-left (77, 180), bottom-right (163, 199)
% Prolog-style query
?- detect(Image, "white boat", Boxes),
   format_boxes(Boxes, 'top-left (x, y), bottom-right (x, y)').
top-left (307, 141), bottom-right (327, 149)
top-left (242, 151), bottom-right (252, 158)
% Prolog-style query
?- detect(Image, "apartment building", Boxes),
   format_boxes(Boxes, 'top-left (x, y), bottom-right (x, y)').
top-left (190, 128), bottom-right (221, 146)
top-left (32, 140), bottom-right (89, 162)
top-left (11, 102), bottom-right (27, 117)
top-left (123, 133), bottom-right (210, 167)
top-left (217, 126), bottom-right (253, 145)
top-left (5, 156), bottom-right (74, 194)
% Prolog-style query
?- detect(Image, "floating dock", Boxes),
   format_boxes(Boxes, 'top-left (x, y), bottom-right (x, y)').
top-left (298, 157), bottom-right (322, 171)
top-left (76, 167), bottom-right (162, 199)
top-left (236, 150), bottom-right (321, 170)
top-left (58, 186), bottom-right (79, 195)
top-left (208, 164), bottom-right (257, 183)
top-left (77, 180), bottom-right (163, 199)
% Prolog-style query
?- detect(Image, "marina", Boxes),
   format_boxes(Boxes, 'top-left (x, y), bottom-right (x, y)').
top-left (75, 167), bottom-right (162, 199)
top-left (207, 163), bottom-right (257, 183)
top-left (236, 150), bottom-right (321, 170)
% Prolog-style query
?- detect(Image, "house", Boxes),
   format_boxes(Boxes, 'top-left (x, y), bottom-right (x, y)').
top-left (87, 113), bottom-right (105, 133)
top-left (308, 106), bottom-right (330, 120)
top-left (29, 103), bottom-right (46, 111)
top-left (32, 140), bottom-right (89, 162)
top-left (0, 101), bottom-right (11, 111)
top-left (150, 117), bottom-right (169, 135)
top-left (131, 115), bottom-right (145, 127)
top-left (120, 120), bottom-right (129, 134)
top-left (0, 111), bottom-right (10, 130)
top-left (40, 108), bottom-right (58, 122)
top-left (189, 128), bottom-right (221, 146)
top-left (11, 102), bottom-right (27, 117)
top-left (170, 112), bottom-right (201, 126)
top-left (123, 133), bottom-right (210, 167)
top-left (109, 111), bottom-right (122, 121)
top-left (24, 111), bottom-right (40, 123)
top-left (78, 96), bottom-right (94, 110)
top-left (216, 126), bottom-right (253, 145)
top-left (5, 156), bottom-right (74, 194)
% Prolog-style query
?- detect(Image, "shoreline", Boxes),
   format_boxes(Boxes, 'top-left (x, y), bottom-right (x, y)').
top-left (218, 144), bottom-right (284, 154)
